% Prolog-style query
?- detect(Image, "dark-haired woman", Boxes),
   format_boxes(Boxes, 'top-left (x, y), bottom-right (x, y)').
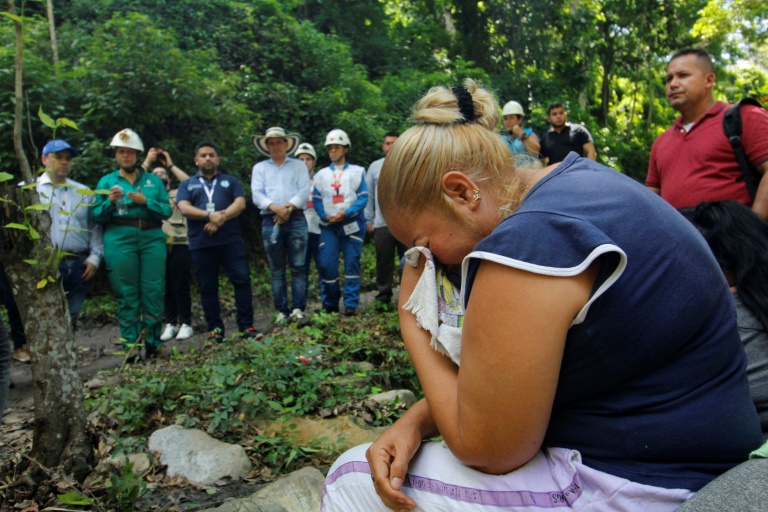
top-left (680, 200), bottom-right (768, 438)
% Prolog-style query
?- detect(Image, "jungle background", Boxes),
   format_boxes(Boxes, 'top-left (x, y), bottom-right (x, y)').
top-left (2, 0), bottom-right (767, 191)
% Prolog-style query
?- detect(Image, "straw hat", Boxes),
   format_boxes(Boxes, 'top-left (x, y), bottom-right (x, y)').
top-left (252, 127), bottom-right (301, 157)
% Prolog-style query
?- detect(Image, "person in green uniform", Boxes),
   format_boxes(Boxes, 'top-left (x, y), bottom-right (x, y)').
top-left (91, 129), bottom-right (173, 359)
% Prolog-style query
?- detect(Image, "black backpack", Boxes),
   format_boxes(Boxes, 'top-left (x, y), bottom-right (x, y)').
top-left (722, 98), bottom-right (764, 200)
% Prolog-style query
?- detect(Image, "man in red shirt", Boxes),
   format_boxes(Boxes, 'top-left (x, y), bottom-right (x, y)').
top-left (646, 48), bottom-right (768, 219)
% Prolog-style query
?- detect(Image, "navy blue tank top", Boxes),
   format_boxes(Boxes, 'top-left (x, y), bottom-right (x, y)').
top-left (463, 154), bottom-right (762, 491)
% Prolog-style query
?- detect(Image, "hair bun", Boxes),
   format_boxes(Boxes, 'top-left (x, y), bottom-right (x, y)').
top-left (413, 78), bottom-right (500, 131)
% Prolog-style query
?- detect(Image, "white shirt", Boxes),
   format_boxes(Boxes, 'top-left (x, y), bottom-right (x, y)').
top-left (251, 157), bottom-right (311, 215)
top-left (364, 157), bottom-right (387, 229)
top-left (36, 172), bottom-right (103, 268)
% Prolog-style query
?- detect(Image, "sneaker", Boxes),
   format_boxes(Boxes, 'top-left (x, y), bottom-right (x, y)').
top-left (208, 328), bottom-right (224, 344)
top-left (241, 327), bottom-right (264, 340)
top-left (290, 309), bottom-right (309, 326)
top-left (322, 305), bottom-right (339, 314)
top-left (176, 324), bottom-right (194, 340)
top-left (145, 345), bottom-right (170, 359)
top-left (272, 312), bottom-right (287, 329)
top-left (13, 346), bottom-right (31, 363)
top-left (344, 307), bottom-right (356, 316)
top-left (160, 324), bottom-right (179, 341)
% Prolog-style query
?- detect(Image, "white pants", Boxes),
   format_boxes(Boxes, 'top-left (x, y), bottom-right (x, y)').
top-left (322, 442), bottom-right (694, 511)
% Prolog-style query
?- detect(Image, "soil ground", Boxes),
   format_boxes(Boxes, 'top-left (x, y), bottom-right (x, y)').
top-left (0, 285), bottom-right (392, 510)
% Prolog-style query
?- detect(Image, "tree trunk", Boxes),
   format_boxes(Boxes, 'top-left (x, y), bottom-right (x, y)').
top-left (5, 0), bottom-right (94, 483)
top-left (46, 0), bottom-right (59, 67)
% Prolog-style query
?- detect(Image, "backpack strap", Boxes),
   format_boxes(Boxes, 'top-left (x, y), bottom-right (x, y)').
top-left (723, 98), bottom-right (763, 200)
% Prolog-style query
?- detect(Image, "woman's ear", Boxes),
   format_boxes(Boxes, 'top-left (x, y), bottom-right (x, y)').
top-left (441, 171), bottom-right (481, 211)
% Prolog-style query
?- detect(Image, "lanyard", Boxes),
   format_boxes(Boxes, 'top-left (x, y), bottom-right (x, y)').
top-left (199, 176), bottom-right (217, 204)
top-left (330, 162), bottom-right (348, 193)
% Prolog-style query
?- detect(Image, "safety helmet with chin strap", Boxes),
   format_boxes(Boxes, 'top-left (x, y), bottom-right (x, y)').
top-left (110, 128), bottom-right (145, 153)
top-left (324, 129), bottom-right (351, 149)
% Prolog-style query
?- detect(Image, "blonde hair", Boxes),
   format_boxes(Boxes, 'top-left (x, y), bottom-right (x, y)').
top-left (379, 79), bottom-right (527, 223)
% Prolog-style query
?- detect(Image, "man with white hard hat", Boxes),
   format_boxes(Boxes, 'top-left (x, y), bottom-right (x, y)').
top-left (312, 129), bottom-right (369, 316)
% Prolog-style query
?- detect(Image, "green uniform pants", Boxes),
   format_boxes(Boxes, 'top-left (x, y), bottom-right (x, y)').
top-left (103, 224), bottom-right (167, 349)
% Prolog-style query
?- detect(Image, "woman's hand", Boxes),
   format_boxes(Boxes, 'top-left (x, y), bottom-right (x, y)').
top-left (366, 421), bottom-right (421, 511)
top-left (127, 186), bottom-right (147, 206)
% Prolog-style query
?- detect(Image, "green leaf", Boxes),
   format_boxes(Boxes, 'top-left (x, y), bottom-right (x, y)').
top-left (0, 171), bottom-right (13, 182)
top-left (94, 189), bottom-right (111, 195)
top-left (24, 203), bottom-right (53, 211)
top-left (58, 492), bottom-right (92, 505)
top-left (22, 259), bottom-right (38, 265)
top-left (4, 223), bottom-right (29, 230)
top-left (36, 278), bottom-right (48, 289)
top-left (76, 188), bottom-right (95, 195)
top-left (21, 182), bottom-right (37, 190)
top-left (38, 106), bottom-right (55, 129)
top-left (28, 227), bottom-right (40, 240)
top-left (56, 117), bottom-right (79, 130)
top-left (0, 12), bottom-right (22, 23)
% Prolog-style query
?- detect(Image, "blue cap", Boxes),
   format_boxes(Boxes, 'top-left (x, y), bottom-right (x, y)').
top-left (42, 139), bottom-right (78, 157)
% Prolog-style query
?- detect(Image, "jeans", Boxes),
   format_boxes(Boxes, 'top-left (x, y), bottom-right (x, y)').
top-left (318, 217), bottom-right (365, 310)
top-left (261, 214), bottom-right (309, 314)
top-left (58, 255), bottom-right (91, 333)
top-left (164, 244), bottom-right (192, 325)
top-left (190, 241), bottom-right (253, 333)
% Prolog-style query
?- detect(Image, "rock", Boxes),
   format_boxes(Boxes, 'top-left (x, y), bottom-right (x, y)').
top-left (84, 376), bottom-right (109, 389)
top-left (255, 415), bottom-right (386, 456)
top-left (86, 452), bottom-right (152, 485)
top-left (148, 425), bottom-right (252, 485)
top-left (107, 453), bottom-right (152, 476)
top-left (202, 497), bottom-right (286, 512)
top-left (331, 361), bottom-right (376, 388)
top-left (253, 467), bottom-right (324, 511)
top-left (369, 389), bottom-right (417, 408)
top-left (202, 467), bottom-right (325, 512)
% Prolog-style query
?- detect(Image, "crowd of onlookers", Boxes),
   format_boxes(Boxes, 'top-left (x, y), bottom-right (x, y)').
top-left (1, 49), bottom-right (767, 476)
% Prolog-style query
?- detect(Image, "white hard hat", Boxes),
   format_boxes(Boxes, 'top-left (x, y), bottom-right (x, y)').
top-left (110, 128), bottom-right (144, 153)
top-left (502, 101), bottom-right (525, 117)
top-left (294, 142), bottom-right (317, 160)
top-left (325, 129), bottom-right (351, 148)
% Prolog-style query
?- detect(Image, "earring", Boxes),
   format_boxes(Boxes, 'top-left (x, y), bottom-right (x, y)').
top-left (472, 189), bottom-right (480, 201)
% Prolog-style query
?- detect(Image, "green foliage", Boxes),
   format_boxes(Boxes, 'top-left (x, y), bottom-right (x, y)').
top-left (86, 310), bottom-right (417, 472)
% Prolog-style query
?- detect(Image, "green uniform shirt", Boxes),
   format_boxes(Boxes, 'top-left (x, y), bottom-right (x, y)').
top-left (91, 168), bottom-right (173, 224)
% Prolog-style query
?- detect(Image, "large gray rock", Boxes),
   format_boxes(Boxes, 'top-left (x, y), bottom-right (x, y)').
top-left (148, 425), bottom-right (252, 485)
top-left (202, 467), bottom-right (325, 512)
top-left (369, 389), bottom-right (417, 408)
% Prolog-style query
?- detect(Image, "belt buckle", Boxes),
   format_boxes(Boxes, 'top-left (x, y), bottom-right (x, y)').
top-left (137, 219), bottom-right (144, 230)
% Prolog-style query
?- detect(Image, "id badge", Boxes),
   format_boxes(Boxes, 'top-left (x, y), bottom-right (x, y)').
top-left (343, 221), bottom-right (360, 236)
top-left (206, 202), bottom-right (216, 213)
top-left (332, 194), bottom-right (344, 204)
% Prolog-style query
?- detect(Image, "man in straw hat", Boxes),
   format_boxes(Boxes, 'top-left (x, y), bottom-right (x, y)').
top-left (251, 127), bottom-right (311, 328)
